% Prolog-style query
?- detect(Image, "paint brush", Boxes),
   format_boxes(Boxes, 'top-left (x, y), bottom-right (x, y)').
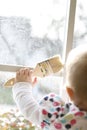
top-left (2, 55), bottom-right (63, 87)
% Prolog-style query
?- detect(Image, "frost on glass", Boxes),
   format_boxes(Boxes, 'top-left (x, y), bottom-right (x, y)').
top-left (0, 0), bottom-right (68, 108)
top-left (0, 16), bottom-right (63, 67)
top-left (74, 0), bottom-right (87, 47)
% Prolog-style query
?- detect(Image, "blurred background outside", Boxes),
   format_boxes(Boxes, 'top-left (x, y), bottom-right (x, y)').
top-left (0, 0), bottom-right (87, 112)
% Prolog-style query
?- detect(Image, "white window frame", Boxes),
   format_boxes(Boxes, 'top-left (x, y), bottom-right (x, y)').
top-left (63, 0), bottom-right (77, 62)
top-left (61, 0), bottom-right (77, 101)
top-left (0, 0), bottom-right (77, 72)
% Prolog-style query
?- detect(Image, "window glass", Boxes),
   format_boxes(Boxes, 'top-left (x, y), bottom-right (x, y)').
top-left (0, 0), bottom-right (68, 111)
top-left (0, 0), bottom-right (68, 66)
top-left (74, 0), bottom-right (87, 47)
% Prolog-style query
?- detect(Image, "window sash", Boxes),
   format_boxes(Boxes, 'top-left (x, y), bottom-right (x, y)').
top-left (0, 0), bottom-right (77, 73)
top-left (63, 0), bottom-right (77, 62)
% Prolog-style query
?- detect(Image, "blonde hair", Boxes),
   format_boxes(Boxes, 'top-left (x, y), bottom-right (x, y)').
top-left (65, 45), bottom-right (87, 98)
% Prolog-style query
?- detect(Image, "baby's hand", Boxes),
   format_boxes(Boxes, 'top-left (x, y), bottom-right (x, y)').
top-left (15, 68), bottom-right (33, 84)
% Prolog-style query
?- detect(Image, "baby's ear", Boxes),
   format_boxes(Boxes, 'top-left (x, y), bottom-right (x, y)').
top-left (66, 87), bottom-right (74, 101)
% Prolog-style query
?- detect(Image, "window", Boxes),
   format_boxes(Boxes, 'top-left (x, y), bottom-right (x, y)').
top-left (0, 0), bottom-right (77, 111)
top-left (74, 0), bottom-right (87, 47)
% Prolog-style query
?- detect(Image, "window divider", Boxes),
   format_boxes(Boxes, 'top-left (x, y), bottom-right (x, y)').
top-left (63, 0), bottom-right (77, 62)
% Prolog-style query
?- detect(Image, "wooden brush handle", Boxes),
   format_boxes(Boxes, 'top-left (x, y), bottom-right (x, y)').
top-left (4, 55), bottom-right (63, 87)
top-left (4, 78), bottom-right (15, 87)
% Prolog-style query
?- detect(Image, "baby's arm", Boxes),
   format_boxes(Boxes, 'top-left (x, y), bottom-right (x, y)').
top-left (12, 68), bottom-right (40, 125)
top-left (12, 68), bottom-right (66, 129)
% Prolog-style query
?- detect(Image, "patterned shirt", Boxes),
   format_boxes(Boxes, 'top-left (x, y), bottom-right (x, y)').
top-left (12, 82), bottom-right (87, 130)
top-left (39, 93), bottom-right (87, 130)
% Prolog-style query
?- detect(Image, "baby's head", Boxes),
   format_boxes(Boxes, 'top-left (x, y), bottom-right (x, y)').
top-left (65, 45), bottom-right (87, 111)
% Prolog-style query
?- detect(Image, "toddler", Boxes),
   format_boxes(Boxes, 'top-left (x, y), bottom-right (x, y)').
top-left (12, 45), bottom-right (87, 130)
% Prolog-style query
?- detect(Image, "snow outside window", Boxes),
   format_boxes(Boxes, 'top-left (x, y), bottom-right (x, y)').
top-left (0, 0), bottom-right (78, 111)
